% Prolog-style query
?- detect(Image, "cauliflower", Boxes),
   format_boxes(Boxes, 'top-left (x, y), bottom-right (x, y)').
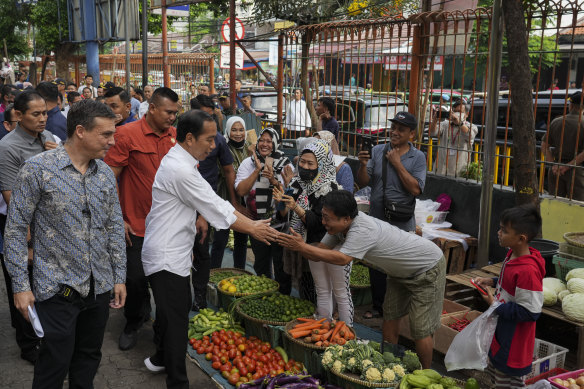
top-left (346, 357), bottom-right (357, 372)
top-left (392, 364), bottom-right (406, 377)
top-left (362, 366), bottom-right (382, 383)
top-left (382, 367), bottom-right (396, 382)
top-left (361, 359), bottom-right (373, 370)
top-left (332, 360), bottom-right (345, 373)
top-left (322, 350), bottom-right (334, 369)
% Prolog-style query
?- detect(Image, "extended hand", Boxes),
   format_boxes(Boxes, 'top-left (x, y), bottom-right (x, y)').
top-left (277, 228), bottom-right (304, 251)
top-left (249, 219), bottom-right (279, 245)
top-left (281, 165), bottom-right (294, 186)
top-left (14, 291), bottom-right (35, 322)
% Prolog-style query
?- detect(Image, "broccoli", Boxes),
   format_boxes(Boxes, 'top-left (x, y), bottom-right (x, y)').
top-left (361, 366), bottom-right (382, 383)
top-left (383, 351), bottom-right (400, 364)
top-left (402, 350), bottom-right (421, 372)
top-left (370, 350), bottom-right (385, 365)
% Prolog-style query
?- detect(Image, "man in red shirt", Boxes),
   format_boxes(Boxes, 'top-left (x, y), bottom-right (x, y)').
top-left (104, 87), bottom-right (179, 351)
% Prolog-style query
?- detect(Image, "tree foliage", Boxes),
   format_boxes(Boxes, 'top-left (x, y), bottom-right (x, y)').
top-left (30, 0), bottom-right (69, 55)
top-left (0, 1), bottom-right (29, 58)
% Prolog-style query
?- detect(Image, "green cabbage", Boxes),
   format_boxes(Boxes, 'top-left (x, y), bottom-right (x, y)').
top-left (543, 287), bottom-right (558, 306)
top-left (567, 278), bottom-right (584, 294)
top-left (543, 278), bottom-right (566, 295)
top-left (562, 293), bottom-right (584, 323)
top-left (566, 268), bottom-right (584, 282)
top-left (558, 290), bottom-right (571, 302)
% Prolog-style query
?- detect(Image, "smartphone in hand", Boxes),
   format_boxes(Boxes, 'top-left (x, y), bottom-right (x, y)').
top-left (470, 279), bottom-right (488, 296)
top-left (360, 138), bottom-right (373, 155)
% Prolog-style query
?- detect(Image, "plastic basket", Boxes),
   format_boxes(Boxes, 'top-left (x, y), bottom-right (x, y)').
top-left (415, 211), bottom-right (448, 225)
top-left (526, 338), bottom-right (569, 380)
top-left (552, 254), bottom-right (584, 282)
top-left (524, 368), bottom-right (567, 385)
top-left (548, 368), bottom-right (584, 388)
top-left (559, 242), bottom-right (584, 260)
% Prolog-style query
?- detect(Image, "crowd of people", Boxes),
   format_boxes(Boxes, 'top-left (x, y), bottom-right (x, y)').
top-left (0, 73), bottom-right (578, 389)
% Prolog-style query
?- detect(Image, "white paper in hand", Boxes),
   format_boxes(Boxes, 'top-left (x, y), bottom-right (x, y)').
top-left (28, 305), bottom-right (44, 338)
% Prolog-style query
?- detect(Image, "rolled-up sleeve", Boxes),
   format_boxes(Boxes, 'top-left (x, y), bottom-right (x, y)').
top-left (0, 146), bottom-right (20, 191)
top-left (4, 162), bottom-right (41, 293)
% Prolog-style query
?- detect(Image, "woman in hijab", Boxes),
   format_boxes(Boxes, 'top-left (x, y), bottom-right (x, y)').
top-left (217, 117), bottom-right (252, 269)
top-left (314, 130), bottom-right (354, 192)
top-left (235, 127), bottom-right (294, 294)
top-left (274, 139), bottom-right (354, 326)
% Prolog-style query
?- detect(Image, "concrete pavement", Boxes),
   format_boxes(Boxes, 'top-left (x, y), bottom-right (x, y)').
top-left (0, 268), bottom-right (215, 389)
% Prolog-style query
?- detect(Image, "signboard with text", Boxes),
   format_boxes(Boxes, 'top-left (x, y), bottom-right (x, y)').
top-left (220, 45), bottom-right (244, 70)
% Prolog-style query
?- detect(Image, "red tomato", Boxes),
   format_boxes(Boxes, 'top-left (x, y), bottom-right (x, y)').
top-left (205, 346), bottom-right (213, 353)
top-left (236, 361), bottom-right (245, 370)
top-left (227, 344), bottom-right (236, 351)
top-left (259, 355), bottom-right (268, 363)
top-left (266, 353), bottom-right (274, 362)
top-left (276, 368), bottom-right (284, 375)
top-left (236, 350), bottom-right (242, 358)
top-left (252, 372), bottom-right (262, 380)
top-left (196, 347), bottom-right (205, 354)
top-left (239, 367), bottom-right (248, 376)
top-left (220, 363), bottom-right (231, 372)
top-left (220, 355), bottom-right (228, 364)
top-left (219, 329), bottom-right (226, 335)
top-left (205, 353), bottom-right (213, 361)
top-left (228, 349), bottom-right (237, 359)
top-left (232, 357), bottom-right (242, 366)
top-left (242, 356), bottom-right (251, 365)
top-left (212, 361), bottom-right (221, 370)
top-left (211, 356), bottom-right (220, 363)
top-left (277, 360), bottom-right (285, 367)
top-left (221, 371), bottom-right (230, 379)
top-left (228, 373), bottom-right (240, 385)
top-left (227, 338), bottom-right (235, 345)
top-left (220, 341), bottom-right (227, 349)
top-left (234, 338), bottom-right (243, 346)
top-left (189, 338), bottom-right (196, 345)
top-left (195, 340), bottom-right (203, 348)
top-left (220, 334), bottom-right (229, 343)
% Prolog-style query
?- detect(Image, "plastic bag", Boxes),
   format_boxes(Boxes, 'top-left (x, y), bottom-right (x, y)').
top-left (444, 302), bottom-right (500, 371)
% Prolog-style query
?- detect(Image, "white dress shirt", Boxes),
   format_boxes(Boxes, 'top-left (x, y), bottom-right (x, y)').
top-left (138, 101), bottom-right (149, 119)
top-left (142, 144), bottom-right (237, 277)
top-left (285, 99), bottom-right (311, 132)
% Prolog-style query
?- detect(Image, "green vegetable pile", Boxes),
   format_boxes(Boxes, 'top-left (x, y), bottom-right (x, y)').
top-left (188, 308), bottom-right (244, 340)
top-left (350, 264), bottom-right (370, 287)
top-left (209, 271), bottom-right (242, 284)
top-left (399, 370), bottom-right (463, 388)
top-left (238, 293), bottom-right (315, 322)
top-left (458, 161), bottom-right (482, 181)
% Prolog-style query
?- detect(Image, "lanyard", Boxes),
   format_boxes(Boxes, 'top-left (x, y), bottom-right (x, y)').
top-left (449, 123), bottom-right (460, 146)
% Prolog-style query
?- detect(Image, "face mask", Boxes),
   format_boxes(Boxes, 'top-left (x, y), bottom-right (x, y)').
top-left (298, 166), bottom-right (319, 181)
top-left (228, 138), bottom-right (245, 148)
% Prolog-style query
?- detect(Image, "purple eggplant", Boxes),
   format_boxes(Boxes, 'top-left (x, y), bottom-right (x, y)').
top-left (239, 376), bottom-right (267, 389)
top-left (300, 376), bottom-right (320, 385)
top-left (279, 383), bottom-right (319, 389)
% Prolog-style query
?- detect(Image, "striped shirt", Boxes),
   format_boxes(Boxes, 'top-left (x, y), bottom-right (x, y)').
top-left (4, 146), bottom-right (127, 301)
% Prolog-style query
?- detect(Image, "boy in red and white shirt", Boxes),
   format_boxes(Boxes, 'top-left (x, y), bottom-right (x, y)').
top-left (475, 204), bottom-right (545, 388)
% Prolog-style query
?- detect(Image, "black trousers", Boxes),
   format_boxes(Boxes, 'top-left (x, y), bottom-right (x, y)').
top-left (210, 228), bottom-right (231, 269)
top-left (191, 232), bottom-right (210, 309)
top-left (369, 268), bottom-right (386, 314)
top-left (33, 288), bottom-right (110, 389)
top-left (249, 238), bottom-right (291, 295)
top-left (149, 271), bottom-right (191, 389)
top-left (0, 213), bottom-right (40, 354)
top-left (123, 234), bottom-right (151, 332)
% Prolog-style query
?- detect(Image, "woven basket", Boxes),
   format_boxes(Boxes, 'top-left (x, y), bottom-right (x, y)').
top-left (329, 369), bottom-right (398, 388)
top-left (235, 301), bottom-right (289, 326)
top-left (217, 275), bottom-right (279, 297)
top-left (209, 268), bottom-right (253, 284)
top-left (350, 283), bottom-right (370, 289)
top-left (564, 232), bottom-right (584, 248)
top-left (284, 319), bottom-right (356, 351)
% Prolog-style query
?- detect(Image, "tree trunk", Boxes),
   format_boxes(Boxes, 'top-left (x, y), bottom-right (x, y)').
top-left (502, 0), bottom-right (539, 206)
top-left (300, 31), bottom-right (318, 128)
top-left (54, 42), bottom-right (77, 82)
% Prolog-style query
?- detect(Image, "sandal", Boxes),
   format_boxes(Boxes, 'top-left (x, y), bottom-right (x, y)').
top-left (362, 310), bottom-right (382, 319)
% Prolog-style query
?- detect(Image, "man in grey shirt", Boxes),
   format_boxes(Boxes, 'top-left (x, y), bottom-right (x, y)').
top-left (0, 90), bottom-right (57, 364)
top-left (278, 190), bottom-right (445, 370)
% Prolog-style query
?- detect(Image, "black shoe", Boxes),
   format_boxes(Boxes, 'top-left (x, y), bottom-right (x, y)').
top-left (118, 330), bottom-right (138, 351)
top-left (21, 344), bottom-right (41, 364)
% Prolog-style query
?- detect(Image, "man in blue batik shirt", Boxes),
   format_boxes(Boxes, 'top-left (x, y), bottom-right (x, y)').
top-left (4, 99), bottom-right (127, 388)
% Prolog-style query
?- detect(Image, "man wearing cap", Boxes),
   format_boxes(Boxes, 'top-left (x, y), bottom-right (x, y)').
top-left (428, 98), bottom-right (478, 177)
top-left (219, 92), bottom-right (243, 116)
top-left (356, 111), bottom-right (427, 321)
top-left (54, 78), bottom-right (67, 108)
top-left (542, 91), bottom-right (584, 201)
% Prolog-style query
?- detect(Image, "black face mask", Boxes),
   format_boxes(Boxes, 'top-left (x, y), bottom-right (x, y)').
top-left (298, 166), bottom-right (319, 181)
top-left (228, 138), bottom-right (246, 148)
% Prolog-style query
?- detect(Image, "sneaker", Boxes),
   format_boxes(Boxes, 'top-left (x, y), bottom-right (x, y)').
top-left (118, 330), bottom-right (138, 351)
top-left (144, 357), bottom-right (165, 373)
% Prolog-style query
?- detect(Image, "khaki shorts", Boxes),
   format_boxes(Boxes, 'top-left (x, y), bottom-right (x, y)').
top-left (383, 255), bottom-right (446, 340)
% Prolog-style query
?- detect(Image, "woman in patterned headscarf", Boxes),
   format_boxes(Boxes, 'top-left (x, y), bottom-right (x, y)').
top-left (235, 127), bottom-right (294, 294)
top-left (274, 139), bottom-right (354, 326)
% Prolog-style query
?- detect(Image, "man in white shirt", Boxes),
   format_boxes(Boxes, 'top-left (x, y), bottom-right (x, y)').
top-left (285, 88), bottom-right (312, 137)
top-left (77, 75), bottom-right (98, 98)
top-left (141, 109), bottom-right (278, 387)
top-left (138, 85), bottom-right (154, 119)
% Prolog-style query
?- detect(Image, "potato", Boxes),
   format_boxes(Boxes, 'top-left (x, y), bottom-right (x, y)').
top-left (567, 384), bottom-right (579, 389)
top-left (576, 377), bottom-right (584, 386)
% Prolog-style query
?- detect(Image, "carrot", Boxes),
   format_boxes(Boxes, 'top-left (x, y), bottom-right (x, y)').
top-left (335, 337), bottom-right (347, 345)
top-left (304, 336), bottom-right (312, 343)
top-left (294, 318), bottom-right (326, 329)
top-left (311, 335), bottom-right (322, 342)
top-left (320, 329), bottom-right (333, 341)
top-left (292, 322), bottom-right (324, 331)
top-left (291, 329), bottom-right (312, 339)
top-left (330, 321), bottom-right (345, 340)
top-left (322, 340), bottom-right (330, 347)
top-left (321, 322), bottom-right (331, 330)
top-left (343, 328), bottom-right (354, 340)
top-left (296, 318), bottom-right (314, 323)
top-left (314, 341), bottom-right (323, 347)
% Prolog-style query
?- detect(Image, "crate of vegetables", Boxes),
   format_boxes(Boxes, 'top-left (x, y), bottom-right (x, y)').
top-left (207, 269), bottom-right (253, 307)
top-left (548, 369), bottom-right (584, 388)
top-left (434, 310), bottom-right (482, 354)
top-left (399, 299), bottom-right (470, 340)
